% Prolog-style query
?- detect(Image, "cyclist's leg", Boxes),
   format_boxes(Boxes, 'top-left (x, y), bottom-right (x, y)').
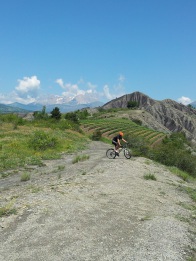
top-left (112, 140), bottom-right (117, 148)
top-left (112, 140), bottom-right (119, 156)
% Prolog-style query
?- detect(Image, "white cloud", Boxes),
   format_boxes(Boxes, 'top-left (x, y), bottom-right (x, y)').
top-left (0, 76), bottom-right (41, 104)
top-left (118, 74), bottom-right (125, 82)
top-left (0, 91), bottom-right (37, 104)
top-left (56, 78), bottom-right (99, 103)
top-left (103, 85), bottom-right (113, 100)
top-left (87, 82), bottom-right (97, 90)
top-left (178, 96), bottom-right (192, 105)
top-left (0, 74), bottom-right (126, 105)
top-left (13, 93), bottom-right (37, 104)
top-left (15, 76), bottom-right (40, 93)
top-left (56, 79), bottom-right (80, 95)
top-left (102, 75), bottom-right (126, 101)
top-left (10, 75), bottom-right (41, 104)
top-left (56, 78), bottom-right (64, 89)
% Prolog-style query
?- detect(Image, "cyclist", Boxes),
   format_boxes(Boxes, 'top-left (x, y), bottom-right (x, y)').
top-left (112, 131), bottom-right (127, 156)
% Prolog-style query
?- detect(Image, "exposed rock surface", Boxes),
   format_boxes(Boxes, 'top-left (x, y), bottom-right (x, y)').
top-left (102, 92), bottom-right (196, 142)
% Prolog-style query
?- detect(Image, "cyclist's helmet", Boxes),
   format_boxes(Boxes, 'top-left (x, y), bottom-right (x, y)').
top-left (119, 131), bottom-right (124, 136)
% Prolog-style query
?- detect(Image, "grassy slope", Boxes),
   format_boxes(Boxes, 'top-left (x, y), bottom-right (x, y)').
top-left (0, 122), bottom-right (88, 173)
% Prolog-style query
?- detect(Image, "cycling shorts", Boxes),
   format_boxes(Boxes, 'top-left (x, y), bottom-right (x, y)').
top-left (112, 140), bottom-right (117, 145)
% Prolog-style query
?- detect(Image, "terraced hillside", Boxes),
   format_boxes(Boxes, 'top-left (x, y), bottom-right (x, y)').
top-left (81, 118), bottom-right (166, 147)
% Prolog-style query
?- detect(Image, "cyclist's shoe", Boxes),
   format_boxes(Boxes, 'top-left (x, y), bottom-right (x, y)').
top-left (115, 151), bottom-right (119, 156)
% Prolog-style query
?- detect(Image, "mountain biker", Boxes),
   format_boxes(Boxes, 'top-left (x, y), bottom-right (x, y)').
top-left (112, 131), bottom-right (127, 156)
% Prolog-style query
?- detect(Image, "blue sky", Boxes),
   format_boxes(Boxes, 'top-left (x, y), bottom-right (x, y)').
top-left (0, 0), bottom-right (195, 105)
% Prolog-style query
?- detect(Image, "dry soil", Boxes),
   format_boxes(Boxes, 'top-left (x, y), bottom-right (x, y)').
top-left (0, 141), bottom-right (195, 261)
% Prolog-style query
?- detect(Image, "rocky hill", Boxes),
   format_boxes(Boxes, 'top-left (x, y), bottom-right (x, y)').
top-left (102, 92), bottom-right (196, 143)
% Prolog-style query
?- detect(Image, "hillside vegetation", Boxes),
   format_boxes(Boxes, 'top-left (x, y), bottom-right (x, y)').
top-left (0, 109), bottom-right (196, 180)
top-left (0, 113), bottom-right (88, 174)
top-left (81, 117), bottom-right (166, 147)
top-left (1, 107), bottom-right (196, 260)
top-left (80, 108), bottom-right (196, 179)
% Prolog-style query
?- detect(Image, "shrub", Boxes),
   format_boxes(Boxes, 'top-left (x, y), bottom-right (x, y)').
top-left (21, 172), bottom-right (31, 182)
top-left (126, 135), bottom-right (149, 156)
top-left (127, 101), bottom-right (139, 109)
top-left (29, 130), bottom-right (58, 151)
top-left (0, 113), bottom-right (25, 125)
top-left (150, 139), bottom-right (196, 178)
top-left (72, 154), bottom-right (90, 164)
top-left (0, 199), bottom-right (17, 217)
top-left (132, 119), bottom-right (142, 125)
top-left (168, 167), bottom-right (190, 182)
top-left (64, 112), bottom-right (79, 123)
top-left (144, 173), bottom-right (157, 180)
top-left (91, 130), bottom-right (102, 141)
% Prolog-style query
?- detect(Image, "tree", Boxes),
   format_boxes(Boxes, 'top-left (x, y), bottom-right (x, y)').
top-left (127, 101), bottom-right (139, 109)
top-left (33, 106), bottom-right (48, 120)
top-left (50, 107), bottom-right (61, 120)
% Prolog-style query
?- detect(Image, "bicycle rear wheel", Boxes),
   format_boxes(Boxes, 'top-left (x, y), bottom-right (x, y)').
top-left (124, 149), bottom-right (131, 159)
top-left (106, 149), bottom-right (116, 159)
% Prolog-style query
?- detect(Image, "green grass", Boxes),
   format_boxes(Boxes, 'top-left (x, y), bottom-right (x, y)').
top-left (0, 199), bottom-right (17, 217)
top-left (168, 166), bottom-right (191, 182)
top-left (57, 165), bottom-right (65, 171)
top-left (0, 122), bottom-right (89, 173)
top-left (28, 185), bottom-right (42, 193)
top-left (72, 154), bottom-right (90, 164)
top-left (143, 173), bottom-right (157, 181)
top-left (177, 185), bottom-right (196, 202)
top-left (0, 207), bottom-right (17, 217)
top-left (21, 172), bottom-right (31, 182)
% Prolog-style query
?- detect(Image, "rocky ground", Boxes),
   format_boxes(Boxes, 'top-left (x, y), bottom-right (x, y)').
top-left (0, 141), bottom-right (195, 261)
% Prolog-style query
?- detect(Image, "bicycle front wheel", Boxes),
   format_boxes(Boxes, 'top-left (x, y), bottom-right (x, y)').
top-left (106, 149), bottom-right (116, 159)
top-left (124, 149), bottom-right (131, 159)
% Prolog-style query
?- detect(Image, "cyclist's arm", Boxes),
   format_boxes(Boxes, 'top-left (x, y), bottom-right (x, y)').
top-left (117, 138), bottom-right (121, 146)
top-left (122, 138), bottom-right (127, 143)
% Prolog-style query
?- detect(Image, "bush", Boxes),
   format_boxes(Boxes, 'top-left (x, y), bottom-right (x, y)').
top-left (21, 172), bottom-right (31, 182)
top-left (127, 101), bottom-right (139, 109)
top-left (150, 134), bottom-right (196, 178)
top-left (29, 130), bottom-right (58, 151)
top-left (126, 135), bottom-right (149, 156)
top-left (0, 199), bottom-right (17, 217)
top-left (0, 113), bottom-right (25, 125)
top-left (91, 130), bottom-right (102, 141)
top-left (64, 112), bottom-right (79, 123)
top-left (132, 119), bottom-right (142, 125)
top-left (143, 173), bottom-right (157, 180)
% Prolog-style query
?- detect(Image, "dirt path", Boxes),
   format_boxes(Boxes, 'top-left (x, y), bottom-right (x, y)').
top-left (0, 141), bottom-right (195, 261)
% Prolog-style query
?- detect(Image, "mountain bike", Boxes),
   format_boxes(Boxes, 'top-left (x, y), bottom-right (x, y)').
top-left (106, 143), bottom-right (131, 159)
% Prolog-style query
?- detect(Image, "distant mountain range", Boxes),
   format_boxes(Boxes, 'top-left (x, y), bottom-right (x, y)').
top-left (0, 103), bottom-right (30, 113)
top-left (0, 100), bottom-right (104, 114)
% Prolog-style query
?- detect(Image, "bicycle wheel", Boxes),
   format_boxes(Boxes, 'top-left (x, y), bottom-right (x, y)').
top-left (124, 149), bottom-right (131, 159)
top-left (106, 149), bottom-right (116, 159)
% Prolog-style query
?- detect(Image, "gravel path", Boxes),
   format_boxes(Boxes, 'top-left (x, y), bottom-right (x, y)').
top-left (0, 141), bottom-right (195, 261)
